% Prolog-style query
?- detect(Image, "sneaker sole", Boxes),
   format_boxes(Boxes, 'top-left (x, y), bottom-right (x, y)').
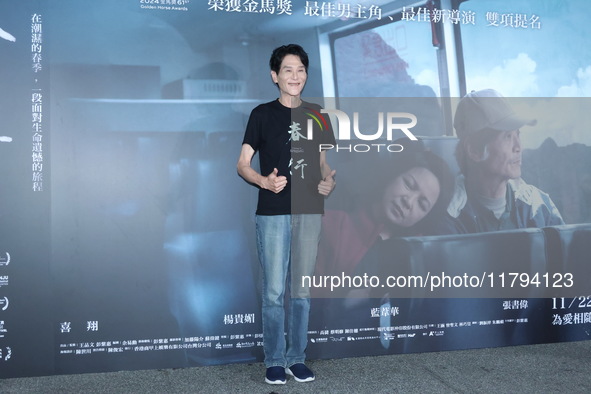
top-left (285, 368), bottom-right (315, 382)
top-left (265, 377), bottom-right (286, 385)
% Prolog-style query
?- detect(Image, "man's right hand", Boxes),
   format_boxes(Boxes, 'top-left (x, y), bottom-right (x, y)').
top-left (263, 168), bottom-right (287, 194)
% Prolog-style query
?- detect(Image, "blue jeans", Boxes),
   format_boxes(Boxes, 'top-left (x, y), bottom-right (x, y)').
top-left (255, 214), bottom-right (321, 368)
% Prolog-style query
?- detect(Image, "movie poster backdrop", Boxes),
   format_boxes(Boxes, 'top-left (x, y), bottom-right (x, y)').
top-left (0, 0), bottom-right (590, 378)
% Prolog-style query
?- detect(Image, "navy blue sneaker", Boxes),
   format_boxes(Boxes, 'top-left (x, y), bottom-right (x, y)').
top-left (286, 363), bottom-right (315, 382)
top-left (265, 366), bottom-right (286, 385)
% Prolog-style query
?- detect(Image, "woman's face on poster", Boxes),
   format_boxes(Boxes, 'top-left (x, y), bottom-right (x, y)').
top-left (381, 166), bottom-right (441, 228)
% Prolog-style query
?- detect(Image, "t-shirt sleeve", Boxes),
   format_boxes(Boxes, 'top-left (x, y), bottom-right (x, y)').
top-left (242, 106), bottom-right (261, 152)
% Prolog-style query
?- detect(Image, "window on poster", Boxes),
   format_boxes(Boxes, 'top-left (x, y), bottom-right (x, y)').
top-left (458, 0), bottom-right (591, 148)
top-left (459, 0), bottom-right (591, 224)
top-left (459, 0), bottom-right (590, 100)
top-left (332, 13), bottom-right (440, 98)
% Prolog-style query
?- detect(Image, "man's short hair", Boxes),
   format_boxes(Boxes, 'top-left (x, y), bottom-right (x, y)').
top-left (269, 44), bottom-right (309, 74)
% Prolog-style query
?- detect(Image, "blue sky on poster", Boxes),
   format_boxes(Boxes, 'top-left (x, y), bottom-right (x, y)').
top-left (462, 0), bottom-right (591, 148)
top-left (378, 0), bottom-right (591, 98)
top-left (459, 0), bottom-right (591, 98)
top-left (458, 0), bottom-right (591, 148)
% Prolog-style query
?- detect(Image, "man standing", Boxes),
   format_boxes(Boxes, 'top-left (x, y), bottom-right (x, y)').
top-left (237, 44), bottom-right (336, 385)
top-left (436, 89), bottom-right (564, 234)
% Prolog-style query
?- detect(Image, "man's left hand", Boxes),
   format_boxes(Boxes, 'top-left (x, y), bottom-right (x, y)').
top-left (318, 169), bottom-right (336, 196)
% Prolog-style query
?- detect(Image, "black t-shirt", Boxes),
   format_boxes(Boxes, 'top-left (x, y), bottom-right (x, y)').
top-left (242, 99), bottom-right (336, 215)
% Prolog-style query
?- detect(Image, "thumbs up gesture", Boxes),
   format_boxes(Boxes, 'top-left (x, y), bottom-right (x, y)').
top-left (318, 169), bottom-right (336, 196)
top-left (263, 168), bottom-right (288, 194)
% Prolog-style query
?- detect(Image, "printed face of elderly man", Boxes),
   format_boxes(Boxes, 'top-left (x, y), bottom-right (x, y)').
top-left (454, 89), bottom-right (534, 199)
